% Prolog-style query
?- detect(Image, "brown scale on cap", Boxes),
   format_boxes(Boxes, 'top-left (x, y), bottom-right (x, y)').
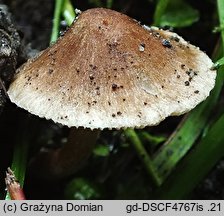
top-left (8, 8), bottom-right (216, 129)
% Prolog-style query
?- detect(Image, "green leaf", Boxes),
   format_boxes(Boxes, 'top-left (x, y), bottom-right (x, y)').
top-left (158, 0), bottom-right (199, 28)
top-left (64, 178), bottom-right (102, 199)
top-left (63, 0), bottom-right (76, 26)
top-left (154, 0), bottom-right (170, 26)
top-left (93, 144), bottom-right (110, 157)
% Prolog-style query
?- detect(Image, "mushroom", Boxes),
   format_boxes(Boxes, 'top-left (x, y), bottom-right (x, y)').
top-left (7, 8), bottom-right (216, 177)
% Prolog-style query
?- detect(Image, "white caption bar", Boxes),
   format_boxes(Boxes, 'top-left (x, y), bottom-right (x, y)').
top-left (0, 200), bottom-right (223, 216)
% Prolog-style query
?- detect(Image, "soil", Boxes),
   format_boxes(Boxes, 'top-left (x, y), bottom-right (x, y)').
top-left (0, 0), bottom-right (223, 199)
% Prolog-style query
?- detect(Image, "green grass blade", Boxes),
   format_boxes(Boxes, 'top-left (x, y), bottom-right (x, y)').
top-left (217, 0), bottom-right (224, 43)
top-left (155, 112), bottom-right (224, 199)
top-left (124, 129), bottom-right (162, 186)
top-left (63, 0), bottom-right (76, 26)
top-left (50, 0), bottom-right (65, 44)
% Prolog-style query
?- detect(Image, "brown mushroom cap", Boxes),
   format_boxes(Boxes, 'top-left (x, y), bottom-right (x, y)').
top-left (8, 8), bottom-right (216, 129)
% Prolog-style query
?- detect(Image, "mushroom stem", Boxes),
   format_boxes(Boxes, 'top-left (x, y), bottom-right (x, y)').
top-left (31, 128), bottom-right (99, 179)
